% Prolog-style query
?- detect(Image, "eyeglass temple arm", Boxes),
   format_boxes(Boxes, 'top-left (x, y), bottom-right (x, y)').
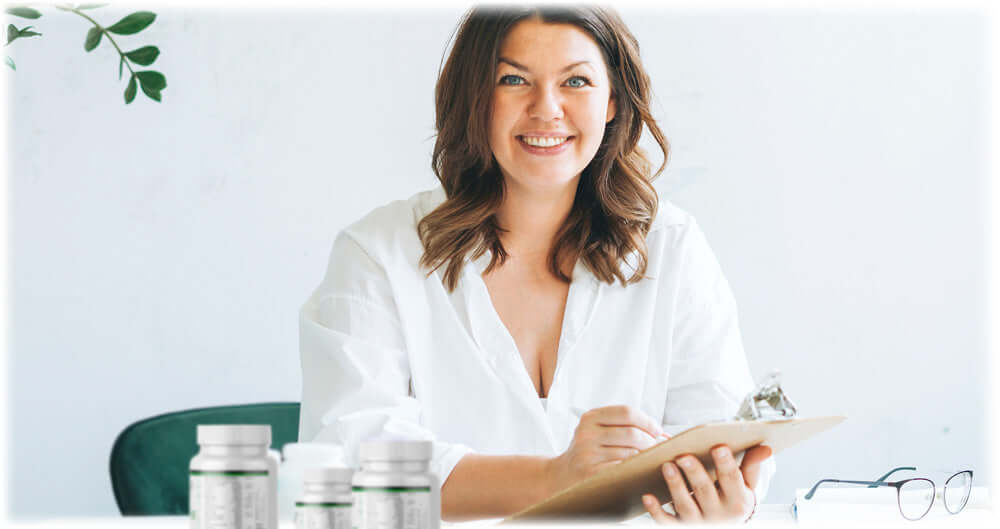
top-left (804, 479), bottom-right (894, 500)
top-left (868, 466), bottom-right (917, 487)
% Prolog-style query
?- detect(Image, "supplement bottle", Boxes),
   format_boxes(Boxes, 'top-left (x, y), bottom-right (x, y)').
top-left (278, 442), bottom-right (346, 522)
top-left (190, 424), bottom-right (278, 529)
top-left (294, 467), bottom-right (354, 529)
top-left (352, 440), bottom-right (439, 529)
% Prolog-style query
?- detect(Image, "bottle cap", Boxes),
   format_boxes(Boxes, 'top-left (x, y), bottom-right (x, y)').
top-left (359, 440), bottom-right (432, 462)
top-left (304, 466), bottom-right (354, 484)
top-left (197, 424), bottom-right (271, 445)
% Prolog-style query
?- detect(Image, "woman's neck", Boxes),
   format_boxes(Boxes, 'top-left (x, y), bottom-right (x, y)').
top-left (494, 178), bottom-right (579, 266)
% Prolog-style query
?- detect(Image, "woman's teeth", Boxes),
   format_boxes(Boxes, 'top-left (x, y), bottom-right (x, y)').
top-left (520, 136), bottom-right (569, 147)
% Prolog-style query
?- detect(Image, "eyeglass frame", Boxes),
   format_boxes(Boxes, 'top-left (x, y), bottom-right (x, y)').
top-left (803, 466), bottom-right (974, 521)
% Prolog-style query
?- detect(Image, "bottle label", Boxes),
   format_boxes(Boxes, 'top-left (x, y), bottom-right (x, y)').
top-left (190, 470), bottom-right (270, 529)
top-left (294, 502), bottom-right (352, 529)
top-left (352, 487), bottom-right (432, 529)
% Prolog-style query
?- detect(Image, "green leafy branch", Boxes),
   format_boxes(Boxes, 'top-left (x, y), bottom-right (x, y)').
top-left (5, 6), bottom-right (44, 69)
top-left (5, 3), bottom-right (167, 104)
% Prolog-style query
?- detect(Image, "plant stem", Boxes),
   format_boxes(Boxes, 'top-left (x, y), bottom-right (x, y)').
top-left (54, 4), bottom-right (135, 77)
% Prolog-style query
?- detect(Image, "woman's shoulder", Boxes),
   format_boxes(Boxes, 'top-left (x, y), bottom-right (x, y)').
top-left (337, 186), bottom-right (445, 258)
top-left (648, 198), bottom-right (699, 242)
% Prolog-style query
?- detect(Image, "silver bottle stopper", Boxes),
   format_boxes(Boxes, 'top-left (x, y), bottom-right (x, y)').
top-left (734, 370), bottom-right (797, 420)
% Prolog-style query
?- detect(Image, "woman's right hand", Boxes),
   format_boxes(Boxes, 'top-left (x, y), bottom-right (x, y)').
top-left (546, 405), bottom-right (669, 494)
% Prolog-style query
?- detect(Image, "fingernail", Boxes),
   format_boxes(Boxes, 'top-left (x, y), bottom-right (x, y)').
top-left (664, 463), bottom-right (676, 477)
top-left (643, 494), bottom-right (654, 505)
top-left (679, 457), bottom-right (693, 468)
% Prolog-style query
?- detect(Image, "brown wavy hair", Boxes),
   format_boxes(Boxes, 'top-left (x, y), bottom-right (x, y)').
top-left (418, 5), bottom-right (669, 292)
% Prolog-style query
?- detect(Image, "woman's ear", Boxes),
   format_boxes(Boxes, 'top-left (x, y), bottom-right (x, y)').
top-left (606, 94), bottom-right (617, 123)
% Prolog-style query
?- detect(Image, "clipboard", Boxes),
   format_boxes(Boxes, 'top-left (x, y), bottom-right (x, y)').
top-left (504, 415), bottom-right (846, 522)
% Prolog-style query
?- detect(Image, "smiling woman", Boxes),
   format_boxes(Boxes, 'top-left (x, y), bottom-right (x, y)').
top-left (298, 5), bottom-right (774, 525)
top-left (490, 20), bottom-right (617, 193)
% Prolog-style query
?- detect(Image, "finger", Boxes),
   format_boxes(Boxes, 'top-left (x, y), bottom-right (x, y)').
top-left (597, 425), bottom-right (658, 451)
top-left (661, 462), bottom-right (702, 522)
top-left (599, 446), bottom-right (641, 461)
top-left (677, 455), bottom-right (723, 517)
top-left (739, 444), bottom-right (773, 489)
top-left (588, 405), bottom-right (665, 438)
top-left (711, 445), bottom-right (750, 517)
top-left (642, 494), bottom-right (678, 525)
top-left (711, 445), bottom-right (744, 500)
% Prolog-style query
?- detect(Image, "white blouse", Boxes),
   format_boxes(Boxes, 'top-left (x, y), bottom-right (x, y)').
top-left (298, 186), bottom-right (775, 500)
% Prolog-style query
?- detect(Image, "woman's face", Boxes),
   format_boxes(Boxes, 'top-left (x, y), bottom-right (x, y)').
top-left (489, 19), bottom-right (617, 195)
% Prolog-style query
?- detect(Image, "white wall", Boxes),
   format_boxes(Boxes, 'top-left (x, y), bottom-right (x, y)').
top-left (5, 7), bottom-right (989, 517)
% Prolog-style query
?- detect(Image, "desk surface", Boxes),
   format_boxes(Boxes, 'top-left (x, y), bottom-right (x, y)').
top-left (8, 505), bottom-right (996, 527)
top-left (7, 506), bottom-right (796, 528)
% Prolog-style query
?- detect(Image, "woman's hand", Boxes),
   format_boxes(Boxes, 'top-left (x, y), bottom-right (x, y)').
top-left (546, 405), bottom-right (669, 495)
top-left (642, 444), bottom-right (772, 524)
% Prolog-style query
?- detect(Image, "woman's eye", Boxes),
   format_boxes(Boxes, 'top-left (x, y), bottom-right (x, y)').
top-left (499, 75), bottom-right (525, 86)
top-left (566, 76), bottom-right (590, 88)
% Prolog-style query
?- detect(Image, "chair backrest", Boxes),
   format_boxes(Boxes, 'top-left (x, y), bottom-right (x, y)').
top-left (109, 402), bottom-right (300, 515)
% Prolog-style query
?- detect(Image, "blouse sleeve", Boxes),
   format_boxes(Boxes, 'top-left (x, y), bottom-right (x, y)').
top-left (661, 218), bottom-right (776, 500)
top-left (298, 230), bottom-right (474, 485)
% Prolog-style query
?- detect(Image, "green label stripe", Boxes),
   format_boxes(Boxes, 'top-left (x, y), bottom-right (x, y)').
top-left (295, 502), bottom-right (352, 508)
top-left (352, 486), bottom-right (431, 492)
top-left (190, 470), bottom-right (268, 476)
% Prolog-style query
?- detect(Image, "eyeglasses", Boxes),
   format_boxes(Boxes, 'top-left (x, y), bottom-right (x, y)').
top-left (804, 466), bottom-right (974, 520)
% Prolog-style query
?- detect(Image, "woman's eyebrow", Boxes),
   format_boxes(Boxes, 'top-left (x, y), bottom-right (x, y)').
top-left (498, 57), bottom-right (594, 74)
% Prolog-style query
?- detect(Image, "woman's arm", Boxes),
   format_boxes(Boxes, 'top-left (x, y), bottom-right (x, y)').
top-left (442, 405), bottom-right (666, 521)
top-left (646, 217), bottom-right (775, 523)
top-left (299, 230), bottom-right (475, 495)
top-left (441, 454), bottom-right (556, 521)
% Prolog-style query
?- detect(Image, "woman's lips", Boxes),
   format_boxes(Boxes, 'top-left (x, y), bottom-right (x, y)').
top-left (517, 135), bottom-right (575, 155)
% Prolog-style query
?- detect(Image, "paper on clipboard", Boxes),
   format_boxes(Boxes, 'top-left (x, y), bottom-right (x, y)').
top-left (504, 415), bottom-right (846, 522)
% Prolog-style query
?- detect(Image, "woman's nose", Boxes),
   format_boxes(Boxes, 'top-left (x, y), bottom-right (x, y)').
top-left (528, 86), bottom-right (564, 121)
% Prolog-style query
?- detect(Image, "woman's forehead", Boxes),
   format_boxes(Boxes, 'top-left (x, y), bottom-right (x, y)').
top-left (498, 19), bottom-right (606, 72)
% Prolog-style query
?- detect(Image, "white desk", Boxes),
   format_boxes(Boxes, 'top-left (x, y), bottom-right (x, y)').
top-left (7, 505), bottom-right (996, 528)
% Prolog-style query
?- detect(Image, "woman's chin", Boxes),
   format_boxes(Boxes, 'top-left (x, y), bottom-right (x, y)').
top-left (503, 172), bottom-right (582, 194)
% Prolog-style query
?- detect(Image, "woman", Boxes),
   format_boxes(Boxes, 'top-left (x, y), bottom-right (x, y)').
top-left (299, 5), bottom-right (775, 524)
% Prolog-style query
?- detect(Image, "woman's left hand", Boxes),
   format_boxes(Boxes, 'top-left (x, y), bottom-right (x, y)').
top-left (642, 444), bottom-right (772, 524)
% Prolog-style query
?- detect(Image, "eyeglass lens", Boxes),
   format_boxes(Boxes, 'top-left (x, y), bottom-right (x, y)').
top-left (944, 471), bottom-right (973, 514)
top-left (897, 479), bottom-right (935, 520)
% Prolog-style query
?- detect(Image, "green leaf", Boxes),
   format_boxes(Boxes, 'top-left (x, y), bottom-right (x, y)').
top-left (135, 70), bottom-right (166, 90)
top-left (124, 75), bottom-right (137, 104)
top-left (106, 11), bottom-right (155, 35)
top-left (84, 26), bottom-right (101, 51)
top-left (5, 7), bottom-right (42, 19)
top-left (77, 3), bottom-right (110, 9)
top-left (118, 55), bottom-right (123, 79)
top-left (5, 56), bottom-right (15, 71)
top-left (7, 24), bottom-right (42, 44)
top-left (124, 46), bottom-right (158, 66)
top-left (139, 83), bottom-right (161, 102)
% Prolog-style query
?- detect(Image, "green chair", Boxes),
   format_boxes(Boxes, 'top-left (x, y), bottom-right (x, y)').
top-left (109, 402), bottom-right (300, 515)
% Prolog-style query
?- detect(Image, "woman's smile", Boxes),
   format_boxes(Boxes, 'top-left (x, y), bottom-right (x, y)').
top-left (517, 135), bottom-right (576, 155)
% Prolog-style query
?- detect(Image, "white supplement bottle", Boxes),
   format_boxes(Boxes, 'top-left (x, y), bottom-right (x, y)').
top-left (352, 440), bottom-right (439, 529)
top-left (294, 467), bottom-right (354, 529)
top-left (190, 424), bottom-right (278, 529)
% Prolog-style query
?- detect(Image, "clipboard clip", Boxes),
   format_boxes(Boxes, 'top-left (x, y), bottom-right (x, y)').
top-left (734, 370), bottom-right (797, 421)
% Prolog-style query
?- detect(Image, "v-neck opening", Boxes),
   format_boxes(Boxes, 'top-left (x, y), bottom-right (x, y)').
top-left (467, 251), bottom-right (599, 402)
